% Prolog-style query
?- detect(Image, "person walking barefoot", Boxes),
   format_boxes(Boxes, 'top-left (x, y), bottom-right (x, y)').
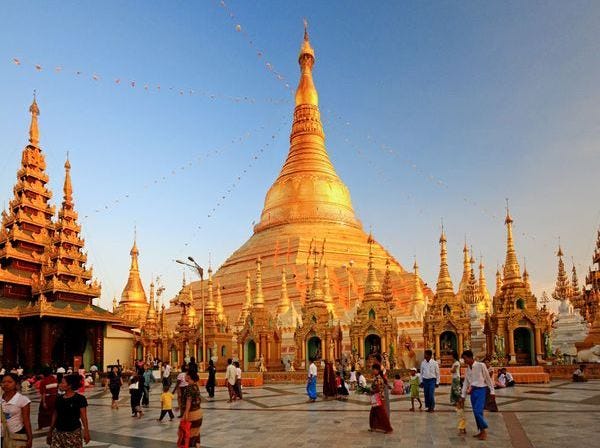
top-left (460, 350), bottom-right (495, 441)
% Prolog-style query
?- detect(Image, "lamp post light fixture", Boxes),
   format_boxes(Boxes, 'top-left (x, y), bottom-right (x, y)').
top-left (175, 257), bottom-right (205, 372)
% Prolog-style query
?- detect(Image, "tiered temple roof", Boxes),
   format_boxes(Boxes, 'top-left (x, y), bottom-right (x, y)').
top-left (0, 98), bottom-right (109, 322)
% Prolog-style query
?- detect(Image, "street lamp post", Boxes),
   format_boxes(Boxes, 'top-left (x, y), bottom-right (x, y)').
top-left (176, 257), bottom-right (205, 372)
top-left (343, 259), bottom-right (354, 308)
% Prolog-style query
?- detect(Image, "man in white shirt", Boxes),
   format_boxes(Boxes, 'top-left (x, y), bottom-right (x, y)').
top-left (225, 358), bottom-right (238, 402)
top-left (460, 350), bottom-right (495, 440)
top-left (419, 349), bottom-right (440, 412)
top-left (162, 362), bottom-right (172, 387)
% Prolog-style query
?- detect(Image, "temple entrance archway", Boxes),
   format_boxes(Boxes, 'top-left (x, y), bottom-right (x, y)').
top-left (244, 339), bottom-right (256, 371)
top-left (514, 327), bottom-right (533, 365)
top-left (307, 336), bottom-right (322, 363)
top-left (365, 334), bottom-right (381, 359)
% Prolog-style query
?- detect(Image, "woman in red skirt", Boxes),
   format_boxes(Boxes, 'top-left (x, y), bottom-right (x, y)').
top-left (369, 363), bottom-right (393, 433)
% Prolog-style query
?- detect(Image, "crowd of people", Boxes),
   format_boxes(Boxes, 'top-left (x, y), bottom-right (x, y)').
top-left (303, 349), bottom-right (519, 440)
top-left (2, 353), bottom-right (593, 446)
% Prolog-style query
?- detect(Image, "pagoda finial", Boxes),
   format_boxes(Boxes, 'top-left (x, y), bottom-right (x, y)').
top-left (62, 154), bottom-right (73, 202)
top-left (29, 92), bottom-right (40, 146)
top-left (130, 230), bottom-right (139, 269)
top-left (254, 257), bottom-right (265, 307)
top-left (296, 19), bottom-right (317, 106)
top-left (436, 226), bottom-right (454, 295)
top-left (502, 200), bottom-right (522, 285)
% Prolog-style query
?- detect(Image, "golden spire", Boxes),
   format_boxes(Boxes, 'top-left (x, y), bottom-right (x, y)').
top-left (277, 267), bottom-right (290, 315)
top-left (205, 266), bottom-right (216, 312)
top-left (364, 237), bottom-right (381, 299)
top-left (436, 225), bottom-right (454, 296)
top-left (216, 280), bottom-right (226, 322)
top-left (296, 18), bottom-right (317, 106)
top-left (382, 258), bottom-right (394, 304)
top-left (495, 267), bottom-right (503, 297)
top-left (552, 244), bottom-right (570, 301)
top-left (120, 232), bottom-right (147, 305)
top-left (255, 23), bottom-right (360, 233)
top-left (63, 155), bottom-right (73, 203)
top-left (237, 272), bottom-right (252, 326)
top-left (309, 250), bottom-right (325, 304)
top-left (478, 258), bottom-right (492, 312)
top-left (458, 242), bottom-right (472, 293)
top-left (29, 93), bottom-right (40, 146)
top-left (522, 260), bottom-right (532, 294)
top-left (146, 281), bottom-right (157, 322)
top-left (412, 259), bottom-right (425, 303)
top-left (503, 202), bottom-right (522, 285)
top-left (254, 257), bottom-right (265, 308)
top-left (322, 261), bottom-right (335, 313)
top-left (463, 256), bottom-right (481, 305)
top-left (112, 296), bottom-right (118, 312)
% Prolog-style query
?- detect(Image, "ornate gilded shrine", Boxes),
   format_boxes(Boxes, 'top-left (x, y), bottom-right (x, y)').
top-left (170, 24), bottom-right (433, 346)
top-left (423, 229), bottom-right (471, 365)
top-left (349, 236), bottom-right (398, 363)
top-left (237, 258), bottom-right (282, 371)
top-left (484, 210), bottom-right (551, 365)
top-left (0, 99), bottom-right (120, 370)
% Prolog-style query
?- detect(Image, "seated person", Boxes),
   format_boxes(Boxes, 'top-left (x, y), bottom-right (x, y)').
top-left (573, 365), bottom-right (587, 382)
top-left (391, 374), bottom-right (405, 395)
top-left (496, 368), bottom-right (515, 388)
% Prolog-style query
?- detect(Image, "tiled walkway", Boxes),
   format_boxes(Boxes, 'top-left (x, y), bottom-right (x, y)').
top-left (26, 380), bottom-right (600, 447)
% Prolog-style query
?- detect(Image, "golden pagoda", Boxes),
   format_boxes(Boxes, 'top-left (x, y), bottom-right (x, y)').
top-left (0, 98), bottom-right (119, 370)
top-left (115, 233), bottom-right (149, 325)
top-left (177, 24), bottom-right (431, 357)
top-left (484, 208), bottom-right (551, 365)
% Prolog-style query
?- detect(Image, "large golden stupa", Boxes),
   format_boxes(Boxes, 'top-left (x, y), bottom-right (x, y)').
top-left (183, 27), bottom-right (431, 334)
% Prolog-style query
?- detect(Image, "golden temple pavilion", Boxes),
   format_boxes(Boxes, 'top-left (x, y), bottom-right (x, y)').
top-left (0, 98), bottom-right (120, 370)
top-left (170, 24), bottom-right (432, 363)
top-left (484, 209), bottom-right (551, 365)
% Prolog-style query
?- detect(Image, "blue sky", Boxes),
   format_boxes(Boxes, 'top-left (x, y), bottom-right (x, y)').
top-left (1, 1), bottom-right (599, 309)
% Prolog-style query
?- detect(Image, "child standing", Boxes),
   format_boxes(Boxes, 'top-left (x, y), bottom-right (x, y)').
top-left (456, 397), bottom-right (467, 435)
top-left (157, 385), bottom-right (174, 422)
top-left (409, 368), bottom-right (422, 411)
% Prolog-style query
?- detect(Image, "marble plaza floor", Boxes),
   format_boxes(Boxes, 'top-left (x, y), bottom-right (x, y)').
top-left (25, 379), bottom-right (600, 448)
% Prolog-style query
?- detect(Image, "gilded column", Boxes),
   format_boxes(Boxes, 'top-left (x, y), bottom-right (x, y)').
top-left (507, 328), bottom-right (516, 365)
top-left (534, 327), bottom-right (542, 364)
top-left (458, 333), bottom-right (464, 353)
top-left (434, 334), bottom-right (440, 360)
